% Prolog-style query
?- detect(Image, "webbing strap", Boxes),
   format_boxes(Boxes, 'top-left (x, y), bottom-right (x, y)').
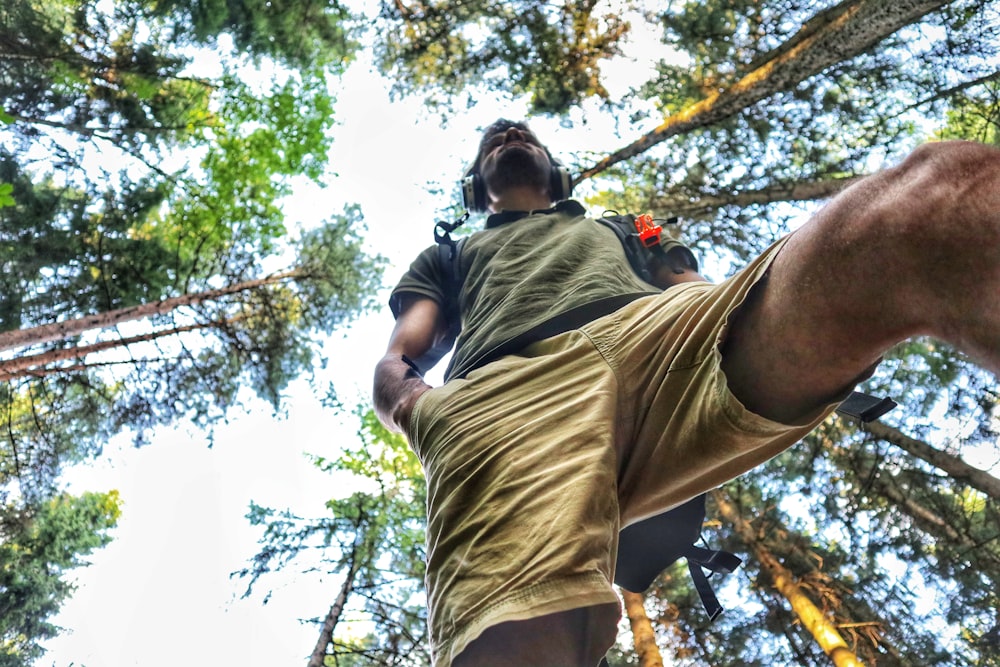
top-left (688, 560), bottom-right (725, 621)
top-left (684, 544), bottom-right (743, 620)
top-left (453, 292), bottom-right (651, 380)
top-left (686, 544), bottom-right (743, 574)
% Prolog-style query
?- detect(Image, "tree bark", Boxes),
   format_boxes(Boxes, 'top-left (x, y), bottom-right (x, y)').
top-left (0, 271), bottom-right (300, 354)
top-left (622, 590), bottom-right (665, 667)
top-left (307, 558), bottom-right (358, 667)
top-left (649, 175), bottom-right (864, 217)
top-left (714, 490), bottom-right (866, 667)
top-left (862, 468), bottom-right (977, 548)
top-left (0, 318), bottom-right (243, 381)
top-left (578, 0), bottom-right (953, 182)
top-left (860, 420), bottom-right (1000, 501)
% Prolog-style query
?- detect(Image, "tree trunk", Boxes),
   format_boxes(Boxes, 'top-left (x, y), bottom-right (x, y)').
top-left (649, 175), bottom-right (864, 217)
top-left (0, 271), bottom-right (300, 353)
top-left (0, 319), bottom-right (243, 381)
top-left (714, 490), bottom-right (867, 667)
top-left (863, 467), bottom-right (977, 548)
top-left (622, 590), bottom-right (665, 667)
top-left (307, 559), bottom-right (358, 667)
top-left (860, 420), bottom-right (1000, 501)
top-left (578, 0), bottom-right (953, 181)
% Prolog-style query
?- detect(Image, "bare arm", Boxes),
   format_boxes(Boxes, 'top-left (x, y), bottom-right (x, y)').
top-left (373, 295), bottom-right (449, 433)
top-left (648, 246), bottom-right (707, 289)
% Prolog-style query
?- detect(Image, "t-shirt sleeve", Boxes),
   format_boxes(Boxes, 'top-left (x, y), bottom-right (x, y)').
top-left (388, 245), bottom-right (448, 319)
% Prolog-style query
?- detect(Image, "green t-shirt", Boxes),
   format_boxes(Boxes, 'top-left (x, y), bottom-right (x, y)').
top-left (390, 200), bottom-right (694, 380)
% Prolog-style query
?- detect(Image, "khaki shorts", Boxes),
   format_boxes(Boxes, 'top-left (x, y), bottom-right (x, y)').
top-left (406, 237), bottom-right (845, 665)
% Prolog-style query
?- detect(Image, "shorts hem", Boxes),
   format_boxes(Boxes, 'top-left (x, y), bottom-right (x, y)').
top-left (435, 572), bottom-right (620, 667)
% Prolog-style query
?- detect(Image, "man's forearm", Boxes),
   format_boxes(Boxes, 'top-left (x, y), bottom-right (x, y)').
top-left (373, 354), bottom-right (431, 433)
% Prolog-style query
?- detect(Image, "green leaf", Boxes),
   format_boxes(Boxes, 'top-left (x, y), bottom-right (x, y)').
top-left (0, 182), bottom-right (14, 207)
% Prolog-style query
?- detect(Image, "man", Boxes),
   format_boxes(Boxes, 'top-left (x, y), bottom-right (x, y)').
top-left (373, 119), bottom-right (1000, 666)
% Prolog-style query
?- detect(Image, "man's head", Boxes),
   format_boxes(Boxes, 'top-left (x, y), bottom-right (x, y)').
top-left (462, 119), bottom-right (571, 213)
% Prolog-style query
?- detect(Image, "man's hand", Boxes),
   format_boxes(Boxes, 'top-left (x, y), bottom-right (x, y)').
top-left (374, 355), bottom-right (433, 434)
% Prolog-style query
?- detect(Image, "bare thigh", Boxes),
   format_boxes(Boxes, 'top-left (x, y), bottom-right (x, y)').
top-left (721, 141), bottom-right (1000, 423)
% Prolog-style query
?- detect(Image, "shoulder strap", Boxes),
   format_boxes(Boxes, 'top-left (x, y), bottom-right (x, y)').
top-left (683, 545), bottom-right (743, 621)
top-left (437, 236), bottom-right (466, 297)
top-left (397, 214), bottom-right (470, 374)
top-left (597, 212), bottom-right (697, 284)
top-left (412, 238), bottom-right (462, 371)
top-left (596, 213), bottom-right (656, 284)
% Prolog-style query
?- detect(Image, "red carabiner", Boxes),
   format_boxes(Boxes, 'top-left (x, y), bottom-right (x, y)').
top-left (634, 213), bottom-right (662, 249)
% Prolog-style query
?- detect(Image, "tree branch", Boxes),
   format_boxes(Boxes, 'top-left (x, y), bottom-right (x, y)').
top-left (649, 174), bottom-right (864, 217)
top-left (0, 270), bottom-right (302, 354)
top-left (578, 0), bottom-right (953, 182)
top-left (859, 419), bottom-right (1000, 501)
top-left (0, 317), bottom-right (246, 382)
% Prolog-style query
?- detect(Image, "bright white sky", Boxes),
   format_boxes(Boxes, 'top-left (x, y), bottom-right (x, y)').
top-left (41, 14), bottom-right (667, 665)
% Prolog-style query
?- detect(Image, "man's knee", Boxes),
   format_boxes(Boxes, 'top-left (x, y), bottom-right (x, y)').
top-left (889, 141), bottom-right (1000, 229)
top-left (841, 140), bottom-right (1000, 279)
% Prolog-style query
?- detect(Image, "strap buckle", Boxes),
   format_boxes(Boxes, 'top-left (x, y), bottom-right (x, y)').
top-left (634, 213), bottom-right (663, 248)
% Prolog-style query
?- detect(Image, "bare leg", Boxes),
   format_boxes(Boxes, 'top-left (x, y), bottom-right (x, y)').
top-left (452, 603), bottom-right (619, 667)
top-left (722, 141), bottom-right (1000, 423)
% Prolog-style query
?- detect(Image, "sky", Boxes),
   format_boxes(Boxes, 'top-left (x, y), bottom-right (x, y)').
top-left (39, 18), bottom-right (666, 666)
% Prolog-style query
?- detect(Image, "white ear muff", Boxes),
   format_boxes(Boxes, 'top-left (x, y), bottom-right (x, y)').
top-left (551, 164), bottom-right (573, 201)
top-left (460, 174), bottom-right (485, 212)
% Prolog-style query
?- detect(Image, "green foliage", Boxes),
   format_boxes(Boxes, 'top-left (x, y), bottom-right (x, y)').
top-left (0, 0), bottom-right (382, 467)
top-left (0, 1), bottom-right (381, 655)
top-left (0, 490), bottom-right (121, 666)
top-left (0, 379), bottom-right (114, 503)
top-left (0, 156), bottom-right (178, 332)
top-left (239, 407), bottom-right (429, 665)
top-left (293, 211), bottom-right (386, 359)
top-left (149, 0), bottom-right (358, 69)
top-left (374, 0), bottom-right (631, 114)
top-left (937, 80), bottom-right (1000, 145)
top-left (161, 70), bottom-right (337, 267)
top-left (0, 0), bottom-right (213, 151)
top-left (197, 210), bottom-right (384, 410)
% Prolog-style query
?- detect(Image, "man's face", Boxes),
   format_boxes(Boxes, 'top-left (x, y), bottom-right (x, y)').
top-left (476, 124), bottom-right (552, 201)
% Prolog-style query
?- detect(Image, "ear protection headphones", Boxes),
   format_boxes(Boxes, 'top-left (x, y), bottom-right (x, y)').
top-left (460, 162), bottom-right (573, 213)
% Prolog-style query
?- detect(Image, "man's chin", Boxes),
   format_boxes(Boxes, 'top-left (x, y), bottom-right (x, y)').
top-left (487, 151), bottom-right (550, 190)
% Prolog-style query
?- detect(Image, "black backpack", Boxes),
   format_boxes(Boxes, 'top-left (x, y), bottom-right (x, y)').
top-left (431, 208), bottom-right (896, 619)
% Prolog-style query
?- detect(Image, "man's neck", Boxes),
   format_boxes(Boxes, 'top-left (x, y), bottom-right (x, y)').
top-left (489, 186), bottom-right (552, 213)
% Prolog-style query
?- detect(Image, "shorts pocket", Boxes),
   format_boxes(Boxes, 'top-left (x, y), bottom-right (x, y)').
top-left (405, 385), bottom-right (438, 456)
